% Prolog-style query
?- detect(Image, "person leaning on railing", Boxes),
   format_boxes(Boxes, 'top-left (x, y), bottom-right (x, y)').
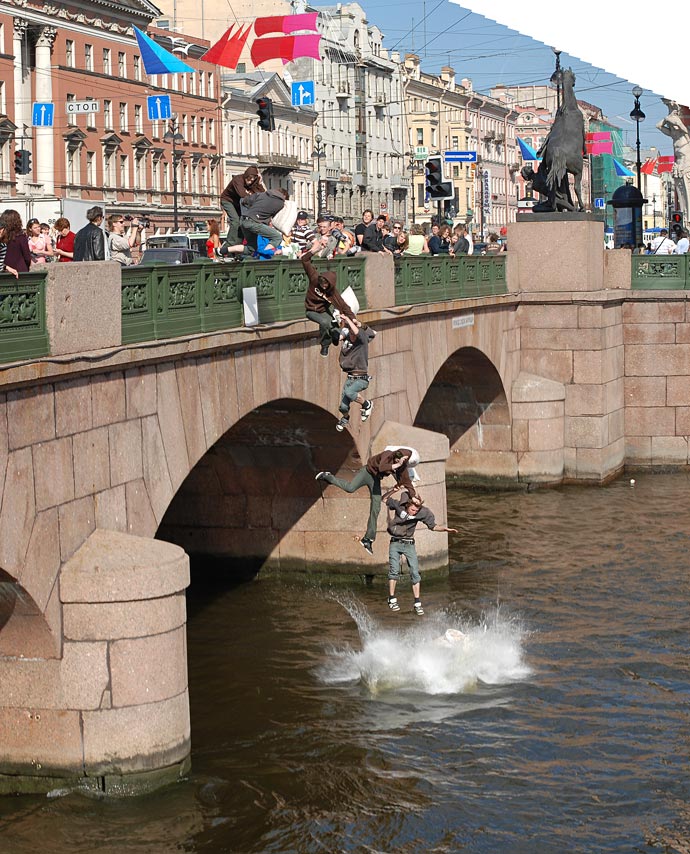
top-left (404, 223), bottom-right (430, 256)
top-left (0, 209), bottom-right (31, 277)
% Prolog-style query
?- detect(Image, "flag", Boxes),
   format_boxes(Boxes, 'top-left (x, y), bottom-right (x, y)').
top-left (612, 158), bottom-right (635, 178)
top-left (254, 12), bottom-right (319, 37)
top-left (133, 26), bottom-right (194, 74)
top-left (585, 131), bottom-right (611, 142)
top-left (657, 155), bottom-right (675, 173)
top-left (250, 33), bottom-right (322, 66)
top-left (200, 24), bottom-right (251, 69)
top-left (517, 137), bottom-right (540, 161)
top-left (586, 140), bottom-right (613, 155)
top-left (640, 157), bottom-right (657, 175)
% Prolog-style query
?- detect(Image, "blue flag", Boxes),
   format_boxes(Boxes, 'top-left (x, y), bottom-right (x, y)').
top-left (133, 27), bottom-right (194, 75)
top-left (612, 158), bottom-right (635, 178)
top-left (517, 137), bottom-right (540, 161)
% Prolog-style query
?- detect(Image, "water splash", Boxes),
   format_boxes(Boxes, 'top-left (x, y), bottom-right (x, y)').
top-left (319, 594), bottom-right (531, 697)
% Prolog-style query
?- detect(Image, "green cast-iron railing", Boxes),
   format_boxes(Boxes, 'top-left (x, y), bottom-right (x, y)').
top-left (121, 257), bottom-right (367, 344)
top-left (631, 255), bottom-right (689, 289)
top-left (394, 255), bottom-right (507, 305)
top-left (0, 271), bottom-right (49, 363)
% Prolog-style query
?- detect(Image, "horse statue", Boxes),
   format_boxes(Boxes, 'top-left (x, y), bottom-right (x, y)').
top-left (529, 68), bottom-right (586, 213)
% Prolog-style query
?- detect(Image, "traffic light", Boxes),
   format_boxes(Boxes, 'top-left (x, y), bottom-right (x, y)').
top-left (256, 97), bottom-right (275, 132)
top-left (424, 155), bottom-right (454, 202)
top-left (671, 211), bottom-right (684, 234)
top-left (14, 149), bottom-right (31, 176)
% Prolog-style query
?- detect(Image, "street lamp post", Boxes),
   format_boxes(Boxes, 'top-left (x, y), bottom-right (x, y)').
top-left (164, 117), bottom-right (184, 231)
top-left (630, 86), bottom-right (645, 192)
top-left (312, 133), bottom-right (326, 216)
top-left (408, 150), bottom-right (420, 224)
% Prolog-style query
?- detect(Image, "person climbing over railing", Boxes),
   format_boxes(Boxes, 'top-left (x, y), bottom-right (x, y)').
top-left (302, 245), bottom-right (358, 357)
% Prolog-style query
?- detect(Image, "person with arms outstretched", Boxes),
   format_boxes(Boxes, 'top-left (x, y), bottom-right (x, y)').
top-left (385, 487), bottom-right (457, 615)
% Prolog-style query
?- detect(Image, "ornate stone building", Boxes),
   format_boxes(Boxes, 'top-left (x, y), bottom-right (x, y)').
top-left (0, 0), bottom-right (223, 229)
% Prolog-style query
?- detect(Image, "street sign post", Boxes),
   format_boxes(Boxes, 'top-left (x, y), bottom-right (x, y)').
top-left (147, 94), bottom-right (172, 121)
top-left (65, 100), bottom-right (100, 115)
top-left (291, 81), bottom-right (315, 107)
top-left (414, 145), bottom-right (429, 160)
top-left (444, 150), bottom-right (477, 163)
top-left (32, 102), bottom-right (54, 127)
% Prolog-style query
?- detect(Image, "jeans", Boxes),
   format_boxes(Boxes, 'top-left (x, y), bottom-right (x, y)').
top-left (388, 540), bottom-right (420, 585)
top-left (306, 308), bottom-right (337, 346)
top-left (240, 216), bottom-right (283, 252)
top-left (221, 201), bottom-right (242, 246)
top-left (339, 376), bottom-right (369, 415)
top-left (322, 467), bottom-right (381, 541)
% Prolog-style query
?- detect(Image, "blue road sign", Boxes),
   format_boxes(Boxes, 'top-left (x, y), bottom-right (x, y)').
top-left (291, 81), bottom-right (315, 107)
top-left (147, 94), bottom-right (172, 121)
top-left (444, 150), bottom-right (477, 163)
top-left (32, 102), bottom-right (54, 127)
top-left (594, 197), bottom-right (605, 209)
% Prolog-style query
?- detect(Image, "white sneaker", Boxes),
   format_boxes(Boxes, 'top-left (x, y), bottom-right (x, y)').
top-left (361, 400), bottom-right (373, 422)
top-left (413, 602), bottom-right (424, 616)
top-left (388, 597), bottom-right (400, 611)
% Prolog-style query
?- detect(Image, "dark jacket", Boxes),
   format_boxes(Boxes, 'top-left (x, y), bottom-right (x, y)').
top-left (366, 449), bottom-right (416, 497)
top-left (452, 235), bottom-right (470, 254)
top-left (239, 189), bottom-right (285, 224)
top-left (339, 326), bottom-right (375, 374)
top-left (220, 166), bottom-right (265, 213)
top-left (428, 235), bottom-right (451, 255)
top-left (4, 234), bottom-right (31, 272)
top-left (361, 222), bottom-right (384, 252)
top-left (301, 250), bottom-right (355, 319)
top-left (386, 493), bottom-right (437, 538)
top-left (73, 223), bottom-right (105, 262)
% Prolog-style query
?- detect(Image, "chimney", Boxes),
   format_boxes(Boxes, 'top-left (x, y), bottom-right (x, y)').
top-left (404, 53), bottom-right (421, 79)
top-left (440, 66), bottom-right (455, 88)
top-left (460, 77), bottom-right (473, 93)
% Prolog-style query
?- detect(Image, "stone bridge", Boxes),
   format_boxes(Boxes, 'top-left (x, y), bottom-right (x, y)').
top-left (1, 216), bottom-right (689, 794)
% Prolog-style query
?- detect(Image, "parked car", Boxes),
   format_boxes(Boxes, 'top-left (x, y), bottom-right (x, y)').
top-left (139, 247), bottom-right (202, 265)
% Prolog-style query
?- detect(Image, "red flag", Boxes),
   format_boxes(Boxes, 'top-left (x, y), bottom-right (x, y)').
top-left (657, 155), bottom-right (675, 173)
top-left (200, 25), bottom-right (251, 69)
top-left (250, 33), bottom-right (321, 66)
top-left (640, 157), bottom-right (657, 175)
top-left (254, 13), bottom-right (319, 37)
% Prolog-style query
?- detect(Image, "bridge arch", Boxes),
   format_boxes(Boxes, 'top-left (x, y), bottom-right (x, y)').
top-left (0, 569), bottom-right (58, 658)
top-left (414, 345), bottom-right (515, 482)
top-left (158, 398), bottom-right (364, 576)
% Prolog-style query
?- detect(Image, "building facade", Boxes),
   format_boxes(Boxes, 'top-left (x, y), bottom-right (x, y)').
top-left (0, 0), bottom-right (223, 230)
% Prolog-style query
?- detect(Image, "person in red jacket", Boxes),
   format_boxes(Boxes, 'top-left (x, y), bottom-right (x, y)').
top-left (302, 247), bottom-right (358, 357)
top-left (315, 448), bottom-right (418, 555)
top-left (54, 217), bottom-right (76, 262)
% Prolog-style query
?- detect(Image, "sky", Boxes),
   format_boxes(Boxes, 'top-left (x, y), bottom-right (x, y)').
top-left (312, 0), bottom-right (671, 156)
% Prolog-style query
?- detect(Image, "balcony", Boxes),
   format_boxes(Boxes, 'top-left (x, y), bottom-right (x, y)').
top-left (353, 172), bottom-right (367, 186)
top-left (373, 94), bottom-right (387, 108)
top-left (390, 174), bottom-right (409, 189)
top-left (257, 153), bottom-right (301, 170)
top-left (335, 83), bottom-right (350, 98)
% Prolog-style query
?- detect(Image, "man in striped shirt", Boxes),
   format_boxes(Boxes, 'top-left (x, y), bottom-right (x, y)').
top-left (291, 211), bottom-right (316, 255)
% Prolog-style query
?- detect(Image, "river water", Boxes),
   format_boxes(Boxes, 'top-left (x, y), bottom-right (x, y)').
top-left (2, 473), bottom-right (690, 853)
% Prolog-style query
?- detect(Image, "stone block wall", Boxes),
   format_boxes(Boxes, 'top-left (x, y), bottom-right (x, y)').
top-left (0, 529), bottom-right (191, 795)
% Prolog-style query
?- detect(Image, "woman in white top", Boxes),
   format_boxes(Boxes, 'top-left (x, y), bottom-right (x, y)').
top-left (404, 223), bottom-right (430, 256)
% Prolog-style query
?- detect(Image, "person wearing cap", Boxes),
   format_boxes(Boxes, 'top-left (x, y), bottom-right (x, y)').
top-left (291, 211), bottom-right (315, 254)
top-left (302, 246), bottom-right (357, 357)
top-left (334, 311), bottom-right (375, 433)
top-left (315, 448), bottom-right (418, 556)
top-left (384, 487), bottom-right (457, 615)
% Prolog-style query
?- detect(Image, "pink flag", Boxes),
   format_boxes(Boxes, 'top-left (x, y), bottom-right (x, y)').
top-left (254, 13), bottom-right (319, 37)
top-left (586, 141), bottom-right (613, 155)
top-left (200, 25), bottom-right (251, 69)
top-left (250, 33), bottom-right (322, 66)
top-left (585, 131), bottom-right (611, 142)
top-left (657, 155), bottom-right (675, 173)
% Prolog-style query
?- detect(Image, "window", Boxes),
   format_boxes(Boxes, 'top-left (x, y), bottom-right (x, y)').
top-left (207, 72), bottom-right (214, 97)
top-left (200, 117), bottom-right (206, 144)
top-left (103, 152), bottom-right (113, 187)
top-left (133, 55), bottom-right (141, 81)
top-left (416, 128), bottom-right (423, 145)
top-left (103, 48), bottom-right (111, 75)
top-left (451, 135), bottom-right (459, 148)
top-left (65, 39), bottom-right (74, 67)
top-left (163, 161), bottom-right (170, 192)
top-left (182, 114), bottom-right (188, 139)
top-left (86, 151), bottom-right (95, 186)
top-left (198, 72), bottom-right (205, 98)
top-left (119, 102), bottom-right (128, 132)
top-left (66, 146), bottom-right (79, 185)
top-left (85, 44), bottom-right (93, 72)
top-left (119, 154), bottom-right (128, 187)
top-left (191, 115), bottom-right (197, 143)
top-left (0, 80), bottom-right (4, 115)
top-left (135, 153), bottom-right (145, 188)
top-left (118, 52), bottom-right (126, 78)
top-left (134, 104), bottom-right (143, 134)
top-left (66, 93), bottom-right (76, 126)
top-left (208, 118), bottom-right (215, 146)
top-left (104, 100), bottom-right (112, 129)
top-left (151, 157), bottom-right (160, 191)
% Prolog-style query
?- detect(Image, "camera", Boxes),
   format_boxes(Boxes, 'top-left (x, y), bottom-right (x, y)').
top-left (331, 227), bottom-right (345, 242)
top-left (138, 216), bottom-right (151, 229)
top-left (123, 215), bottom-right (133, 222)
